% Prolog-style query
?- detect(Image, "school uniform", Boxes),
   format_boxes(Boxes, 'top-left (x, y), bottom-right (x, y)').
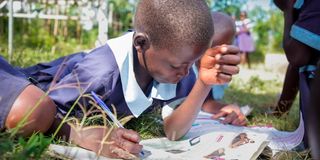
top-left (291, 0), bottom-right (320, 51)
top-left (290, 0), bottom-right (320, 118)
top-left (290, 0), bottom-right (320, 147)
top-left (0, 56), bottom-right (30, 130)
top-left (23, 32), bottom-right (196, 118)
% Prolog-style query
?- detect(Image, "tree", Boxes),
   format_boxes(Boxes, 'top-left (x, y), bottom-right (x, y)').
top-left (108, 0), bottom-right (135, 37)
top-left (209, 0), bottom-right (247, 16)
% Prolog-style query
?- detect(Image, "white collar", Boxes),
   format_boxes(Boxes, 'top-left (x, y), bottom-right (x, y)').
top-left (107, 32), bottom-right (177, 117)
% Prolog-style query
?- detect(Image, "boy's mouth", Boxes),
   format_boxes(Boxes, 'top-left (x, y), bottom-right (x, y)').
top-left (168, 76), bottom-right (182, 84)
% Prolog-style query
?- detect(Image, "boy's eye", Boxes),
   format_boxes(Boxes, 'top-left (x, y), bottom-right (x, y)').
top-left (170, 65), bottom-right (180, 69)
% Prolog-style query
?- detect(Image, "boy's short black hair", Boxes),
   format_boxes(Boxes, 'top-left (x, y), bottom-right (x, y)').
top-left (134, 0), bottom-right (213, 50)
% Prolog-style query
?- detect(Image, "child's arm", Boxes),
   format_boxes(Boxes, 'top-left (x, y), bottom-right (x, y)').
top-left (274, 0), bottom-right (312, 67)
top-left (163, 45), bottom-right (241, 140)
top-left (201, 98), bottom-right (247, 126)
top-left (163, 78), bottom-right (211, 140)
top-left (273, 64), bottom-right (299, 116)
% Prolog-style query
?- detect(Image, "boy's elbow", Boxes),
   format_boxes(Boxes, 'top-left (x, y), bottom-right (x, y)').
top-left (163, 120), bottom-right (185, 141)
top-left (5, 85), bottom-right (57, 136)
top-left (283, 40), bottom-right (312, 67)
top-left (164, 129), bottom-right (183, 141)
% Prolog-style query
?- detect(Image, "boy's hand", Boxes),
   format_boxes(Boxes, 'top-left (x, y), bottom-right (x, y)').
top-left (105, 128), bottom-right (143, 159)
top-left (71, 127), bottom-right (142, 159)
top-left (199, 45), bottom-right (240, 85)
top-left (212, 104), bottom-right (247, 126)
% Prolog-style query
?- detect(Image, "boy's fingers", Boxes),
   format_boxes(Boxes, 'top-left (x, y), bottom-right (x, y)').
top-left (206, 45), bottom-right (240, 57)
top-left (108, 145), bottom-right (121, 158)
top-left (212, 111), bottom-right (228, 119)
top-left (113, 136), bottom-right (143, 154)
top-left (231, 117), bottom-right (245, 126)
top-left (222, 112), bottom-right (237, 124)
top-left (217, 54), bottom-right (241, 65)
top-left (205, 47), bottom-right (225, 57)
top-left (217, 73), bottom-right (232, 83)
top-left (232, 114), bottom-right (247, 126)
top-left (231, 118), bottom-right (240, 125)
top-left (111, 128), bottom-right (142, 154)
top-left (240, 120), bottom-right (247, 126)
top-left (109, 146), bottom-right (138, 159)
top-left (122, 129), bottom-right (141, 143)
top-left (216, 65), bottom-right (239, 75)
top-left (220, 45), bottom-right (240, 55)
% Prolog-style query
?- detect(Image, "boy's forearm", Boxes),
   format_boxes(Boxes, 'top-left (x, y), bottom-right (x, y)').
top-left (163, 79), bottom-right (211, 140)
top-left (201, 98), bottom-right (225, 114)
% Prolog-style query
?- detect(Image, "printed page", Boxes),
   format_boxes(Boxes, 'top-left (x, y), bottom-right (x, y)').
top-left (185, 111), bottom-right (305, 154)
top-left (141, 131), bottom-right (269, 160)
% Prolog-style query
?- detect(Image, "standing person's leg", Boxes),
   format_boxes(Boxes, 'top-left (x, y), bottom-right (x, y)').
top-left (245, 52), bottom-right (251, 69)
top-left (240, 52), bottom-right (246, 66)
top-left (306, 67), bottom-right (320, 159)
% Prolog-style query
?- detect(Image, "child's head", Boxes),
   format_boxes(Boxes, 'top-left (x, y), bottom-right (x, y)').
top-left (211, 12), bottom-right (236, 47)
top-left (240, 11), bottom-right (247, 20)
top-left (133, 0), bottom-right (213, 83)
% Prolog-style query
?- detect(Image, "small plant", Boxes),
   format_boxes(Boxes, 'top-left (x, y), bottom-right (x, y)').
top-left (0, 132), bottom-right (52, 160)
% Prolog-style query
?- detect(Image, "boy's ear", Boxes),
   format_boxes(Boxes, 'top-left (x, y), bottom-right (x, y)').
top-left (133, 33), bottom-right (150, 53)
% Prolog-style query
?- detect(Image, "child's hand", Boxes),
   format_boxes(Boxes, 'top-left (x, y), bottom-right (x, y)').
top-left (211, 104), bottom-right (247, 126)
top-left (199, 45), bottom-right (240, 85)
top-left (104, 128), bottom-right (143, 159)
top-left (71, 127), bottom-right (142, 159)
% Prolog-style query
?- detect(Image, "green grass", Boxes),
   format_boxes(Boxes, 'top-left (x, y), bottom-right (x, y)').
top-left (0, 46), bottom-right (311, 159)
top-left (0, 41), bottom-right (90, 68)
top-left (224, 74), bottom-right (300, 131)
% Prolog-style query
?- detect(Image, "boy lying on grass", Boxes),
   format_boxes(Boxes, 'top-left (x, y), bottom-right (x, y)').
top-left (2, 0), bottom-right (245, 158)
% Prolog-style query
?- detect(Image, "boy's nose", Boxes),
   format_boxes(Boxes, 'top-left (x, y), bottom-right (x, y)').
top-left (177, 67), bottom-right (189, 78)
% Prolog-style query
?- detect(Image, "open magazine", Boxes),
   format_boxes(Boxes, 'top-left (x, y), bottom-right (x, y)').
top-left (141, 131), bottom-right (269, 160)
top-left (139, 110), bottom-right (304, 160)
top-left (185, 111), bottom-right (305, 154)
top-left (49, 111), bottom-right (304, 160)
top-left (49, 131), bottom-right (269, 160)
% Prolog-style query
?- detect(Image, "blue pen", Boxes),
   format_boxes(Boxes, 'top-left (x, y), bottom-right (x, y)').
top-left (91, 91), bottom-right (145, 156)
top-left (91, 91), bottom-right (123, 127)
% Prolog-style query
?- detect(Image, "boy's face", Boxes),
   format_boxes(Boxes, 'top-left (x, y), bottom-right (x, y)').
top-left (144, 45), bottom-right (207, 83)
